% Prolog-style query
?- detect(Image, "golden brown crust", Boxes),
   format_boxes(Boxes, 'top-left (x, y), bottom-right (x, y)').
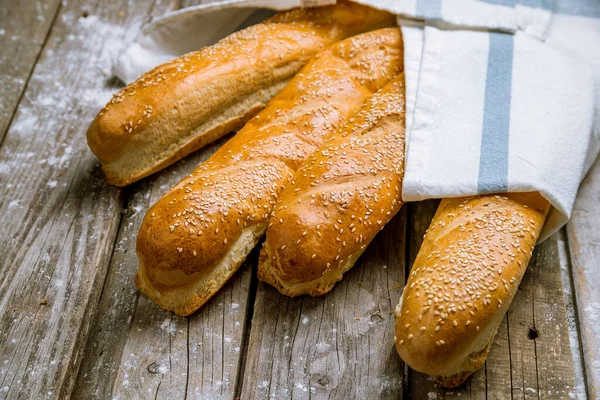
top-left (86, 1), bottom-right (396, 186)
top-left (257, 73), bottom-right (407, 297)
top-left (394, 192), bottom-right (550, 387)
top-left (136, 28), bottom-right (404, 315)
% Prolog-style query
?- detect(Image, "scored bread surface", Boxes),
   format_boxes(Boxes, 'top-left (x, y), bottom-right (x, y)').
top-left (86, 1), bottom-right (396, 186)
top-left (136, 28), bottom-right (404, 316)
top-left (258, 73), bottom-right (407, 297)
top-left (394, 192), bottom-right (550, 387)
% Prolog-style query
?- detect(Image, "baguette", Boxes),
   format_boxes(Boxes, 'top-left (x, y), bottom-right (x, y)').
top-left (136, 28), bottom-right (404, 316)
top-left (258, 73), bottom-right (406, 296)
top-left (86, 2), bottom-right (396, 186)
top-left (394, 192), bottom-right (550, 388)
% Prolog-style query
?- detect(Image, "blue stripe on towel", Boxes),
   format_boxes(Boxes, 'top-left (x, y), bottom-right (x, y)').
top-left (480, 0), bottom-right (553, 11)
top-left (555, 0), bottom-right (600, 18)
top-left (416, 0), bottom-right (443, 19)
top-left (479, 0), bottom-right (518, 6)
top-left (478, 32), bottom-right (514, 194)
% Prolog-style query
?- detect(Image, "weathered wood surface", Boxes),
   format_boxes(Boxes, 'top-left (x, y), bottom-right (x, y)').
top-left (0, 0), bottom-right (62, 143)
top-left (0, 0), bottom-right (169, 398)
top-left (567, 156), bottom-right (600, 400)
top-left (72, 134), bottom-right (256, 400)
top-left (73, 0), bottom-right (253, 398)
top-left (241, 209), bottom-right (407, 399)
top-left (0, 0), bottom-right (596, 399)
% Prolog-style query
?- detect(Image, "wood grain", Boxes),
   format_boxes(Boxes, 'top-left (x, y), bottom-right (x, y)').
top-left (0, 0), bottom-right (164, 398)
top-left (71, 0), bottom-right (183, 396)
top-left (241, 209), bottom-right (407, 399)
top-left (567, 157), bottom-right (600, 400)
top-left (73, 132), bottom-right (256, 399)
top-left (0, 0), bottom-right (62, 143)
top-left (0, 0), bottom-right (592, 397)
top-left (72, 0), bottom-right (259, 397)
top-left (531, 238), bottom-right (578, 398)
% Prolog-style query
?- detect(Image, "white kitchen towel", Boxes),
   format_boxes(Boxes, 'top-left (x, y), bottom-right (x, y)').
top-left (114, 0), bottom-right (554, 83)
top-left (112, 0), bottom-right (600, 240)
top-left (402, 26), bottom-right (596, 240)
top-left (401, 0), bottom-right (600, 240)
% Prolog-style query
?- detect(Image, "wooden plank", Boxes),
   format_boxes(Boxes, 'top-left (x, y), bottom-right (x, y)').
top-left (404, 201), bottom-right (577, 399)
top-left (70, 2), bottom-right (182, 398)
top-left (506, 249), bottom-right (540, 399)
top-left (531, 236), bottom-right (578, 398)
top-left (109, 253), bottom-right (254, 399)
top-left (73, 133), bottom-right (256, 399)
top-left (73, 0), bottom-right (257, 397)
top-left (241, 208), bottom-right (407, 399)
top-left (0, 1), bottom-right (166, 398)
top-left (556, 229), bottom-right (588, 400)
top-left (567, 156), bottom-right (600, 400)
top-left (0, 0), bottom-right (62, 143)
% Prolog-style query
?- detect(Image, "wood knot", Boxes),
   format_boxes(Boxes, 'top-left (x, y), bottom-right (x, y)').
top-left (312, 374), bottom-right (330, 387)
top-left (147, 362), bottom-right (161, 374)
top-left (370, 313), bottom-right (384, 323)
top-left (528, 327), bottom-right (539, 340)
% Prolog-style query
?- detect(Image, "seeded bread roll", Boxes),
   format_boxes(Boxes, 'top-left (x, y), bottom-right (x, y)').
top-left (394, 192), bottom-right (550, 388)
top-left (136, 28), bottom-right (404, 316)
top-left (85, 2), bottom-right (395, 187)
top-left (257, 73), bottom-right (406, 296)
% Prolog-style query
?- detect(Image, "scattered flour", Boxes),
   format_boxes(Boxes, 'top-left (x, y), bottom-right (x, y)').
top-left (159, 318), bottom-right (177, 335)
top-left (158, 364), bottom-right (169, 374)
top-left (315, 342), bottom-right (331, 353)
top-left (130, 205), bottom-right (143, 217)
top-left (295, 382), bottom-right (308, 392)
top-left (584, 303), bottom-right (600, 324)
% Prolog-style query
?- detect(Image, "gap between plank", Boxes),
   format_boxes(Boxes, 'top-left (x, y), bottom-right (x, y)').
top-left (505, 314), bottom-right (514, 400)
top-left (58, 184), bottom-right (128, 398)
top-left (559, 228), bottom-right (590, 399)
top-left (91, 184), bottom-right (132, 305)
top-left (233, 250), bottom-right (260, 398)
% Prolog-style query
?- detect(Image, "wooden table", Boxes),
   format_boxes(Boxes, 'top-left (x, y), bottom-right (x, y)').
top-left (0, 1), bottom-right (598, 399)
